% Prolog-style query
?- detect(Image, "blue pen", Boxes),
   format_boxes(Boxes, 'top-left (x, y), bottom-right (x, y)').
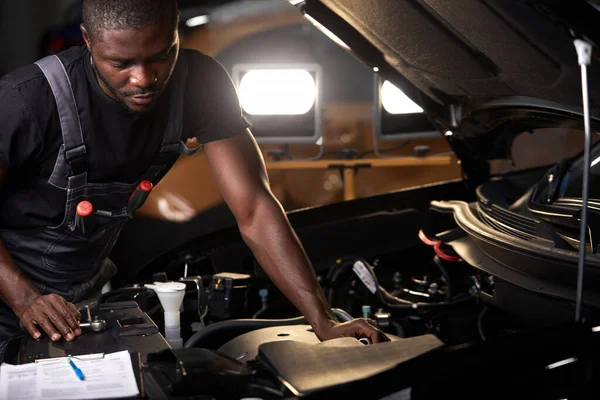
top-left (69, 359), bottom-right (85, 381)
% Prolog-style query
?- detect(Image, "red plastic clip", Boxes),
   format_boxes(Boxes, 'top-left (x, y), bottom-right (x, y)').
top-left (75, 201), bottom-right (95, 234)
top-left (127, 180), bottom-right (153, 214)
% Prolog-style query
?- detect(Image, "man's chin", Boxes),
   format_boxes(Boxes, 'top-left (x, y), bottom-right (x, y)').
top-left (123, 98), bottom-right (159, 114)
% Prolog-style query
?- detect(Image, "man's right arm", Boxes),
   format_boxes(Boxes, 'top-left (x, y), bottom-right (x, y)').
top-left (0, 169), bottom-right (81, 342)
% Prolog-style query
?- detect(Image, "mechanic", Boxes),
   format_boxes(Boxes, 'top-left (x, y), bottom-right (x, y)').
top-left (0, 0), bottom-right (388, 353)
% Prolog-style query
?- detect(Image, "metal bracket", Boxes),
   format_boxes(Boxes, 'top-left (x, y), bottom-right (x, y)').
top-left (327, 163), bottom-right (370, 182)
top-left (573, 38), bottom-right (593, 323)
top-left (328, 163), bottom-right (371, 201)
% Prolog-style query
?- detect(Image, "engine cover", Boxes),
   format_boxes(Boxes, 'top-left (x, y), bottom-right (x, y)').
top-left (218, 324), bottom-right (402, 363)
top-left (218, 324), bottom-right (319, 363)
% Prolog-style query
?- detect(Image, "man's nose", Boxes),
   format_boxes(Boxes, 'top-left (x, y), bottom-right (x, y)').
top-left (130, 64), bottom-right (157, 88)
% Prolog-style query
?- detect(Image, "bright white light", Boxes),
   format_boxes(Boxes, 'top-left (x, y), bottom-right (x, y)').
top-left (381, 81), bottom-right (424, 114)
top-left (545, 357), bottom-right (578, 370)
top-left (304, 14), bottom-right (350, 51)
top-left (239, 69), bottom-right (316, 115)
top-left (445, 131), bottom-right (454, 137)
top-left (591, 156), bottom-right (600, 168)
top-left (185, 15), bottom-right (209, 27)
top-left (592, 325), bottom-right (600, 332)
top-left (315, 137), bottom-right (323, 145)
top-left (373, 67), bottom-right (379, 72)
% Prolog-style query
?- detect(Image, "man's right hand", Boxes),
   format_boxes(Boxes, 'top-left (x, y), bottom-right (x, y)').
top-left (18, 294), bottom-right (82, 341)
top-left (0, 170), bottom-right (82, 342)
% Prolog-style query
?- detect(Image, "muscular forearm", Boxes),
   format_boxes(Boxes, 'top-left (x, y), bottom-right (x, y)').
top-left (204, 133), bottom-right (388, 343)
top-left (0, 237), bottom-right (41, 317)
top-left (238, 195), bottom-right (336, 335)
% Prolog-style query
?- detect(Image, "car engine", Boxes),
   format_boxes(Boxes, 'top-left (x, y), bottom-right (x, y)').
top-left (5, 172), bottom-right (600, 399)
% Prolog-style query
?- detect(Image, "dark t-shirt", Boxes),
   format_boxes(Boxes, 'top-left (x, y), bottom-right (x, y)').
top-left (0, 45), bottom-right (249, 229)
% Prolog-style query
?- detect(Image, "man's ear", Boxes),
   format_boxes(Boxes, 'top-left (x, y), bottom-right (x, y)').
top-left (80, 24), bottom-right (92, 51)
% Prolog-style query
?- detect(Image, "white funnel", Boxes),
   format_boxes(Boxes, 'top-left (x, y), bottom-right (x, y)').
top-left (145, 281), bottom-right (186, 349)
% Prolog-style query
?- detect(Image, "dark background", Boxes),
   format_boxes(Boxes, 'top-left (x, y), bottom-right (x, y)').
top-left (0, 0), bottom-right (247, 76)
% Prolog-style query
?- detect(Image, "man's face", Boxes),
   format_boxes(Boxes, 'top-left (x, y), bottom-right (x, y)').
top-left (81, 20), bottom-right (179, 113)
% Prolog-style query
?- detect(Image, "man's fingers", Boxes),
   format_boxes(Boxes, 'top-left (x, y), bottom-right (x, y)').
top-left (53, 297), bottom-right (79, 330)
top-left (21, 319), bottom-right (42, 340)
top-left (359, 319), bottom-right (390, 344)
top-left (371, 329), bottom-right (391, 344)
top-left (368, 329), bottom-right (382, 344)
top-left (366, 324), bottom-right (391, 344)
top-left (46, 310), bottom-right (74, 341)
top-left (66, 302), bottom-right (82, 335)
top-left (44, 294), bottom-right (76, 340)
top-left (35, 313), bottom-right (62, 341)
top-left (50, 301), bottom-right (77, 341)
top-left (66, 302), bottom-right (80, 322)
top-left (18, 294), bottom-right (82, 341)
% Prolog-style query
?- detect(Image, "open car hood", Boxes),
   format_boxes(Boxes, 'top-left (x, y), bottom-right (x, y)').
top-left (289, 0), bottom-right (600, 183)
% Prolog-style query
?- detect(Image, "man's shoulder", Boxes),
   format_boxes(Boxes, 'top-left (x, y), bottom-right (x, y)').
top-left (181, 48), bottom-right (227, 75)
top-left (0, 63), bottom-right (46, 118)
top-left (56, 45), bottom-right (90, 72)
top-left (1, 63), bottom-right (45, 91)
top-left (181, 49), bottom-right (218, 68)
top-left (181, 48), bottom-right (213, 63)
top-left (1, 46), bottom-right (87, 97)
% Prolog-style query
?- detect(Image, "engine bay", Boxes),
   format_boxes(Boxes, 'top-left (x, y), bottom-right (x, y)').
top-left (5, 171), bottom-right (600, 399)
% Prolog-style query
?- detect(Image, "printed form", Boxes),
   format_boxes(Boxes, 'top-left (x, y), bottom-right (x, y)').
top-left (0, 350), bottom-right (139, 400)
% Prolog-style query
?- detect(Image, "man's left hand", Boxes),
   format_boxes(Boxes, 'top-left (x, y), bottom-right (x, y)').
top-left (315, 318), bottom-right (391, 344)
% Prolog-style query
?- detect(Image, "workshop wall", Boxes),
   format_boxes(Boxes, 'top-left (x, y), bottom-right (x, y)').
top-left (0, 0), bottom-right (76, 75)
top-left (137, 6), bottom-right (463, 222)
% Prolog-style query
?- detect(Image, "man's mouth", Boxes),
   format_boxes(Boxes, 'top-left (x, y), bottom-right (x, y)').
top-left (130, 92), bottom-right (158, 105)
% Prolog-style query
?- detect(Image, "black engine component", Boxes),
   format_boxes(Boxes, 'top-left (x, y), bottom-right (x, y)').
top-left (144, 348), bottom-right (257, 399)
top-left (24, 302), bottom-right (164, 359)
top-left (204, 272), bottom-right (252, 320)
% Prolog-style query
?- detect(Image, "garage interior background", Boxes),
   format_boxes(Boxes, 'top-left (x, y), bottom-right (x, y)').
top-left (0, 0), bottom-right (589, 274)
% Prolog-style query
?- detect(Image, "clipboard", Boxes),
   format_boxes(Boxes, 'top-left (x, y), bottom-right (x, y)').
top-left (34, 352), bottom-right (106, 364)
top-left (33, 351), bottom-right (144, 399)
top-left (1, 350), bottom-right (141, 400)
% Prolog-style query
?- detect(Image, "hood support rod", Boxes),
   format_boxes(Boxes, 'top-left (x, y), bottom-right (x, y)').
top-left (574, 38), bottom-right (593, 323)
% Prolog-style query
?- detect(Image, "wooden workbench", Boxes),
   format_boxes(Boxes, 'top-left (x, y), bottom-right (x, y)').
top-left (265, 155), bottom-right (453, 201)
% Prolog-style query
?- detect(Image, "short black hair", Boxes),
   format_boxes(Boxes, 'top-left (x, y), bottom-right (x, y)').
top-left (82, 0), bottom-right (179, 40)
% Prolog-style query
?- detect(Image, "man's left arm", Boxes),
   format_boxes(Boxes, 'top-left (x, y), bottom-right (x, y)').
top-left (203, 129), bottom-right (389, 343)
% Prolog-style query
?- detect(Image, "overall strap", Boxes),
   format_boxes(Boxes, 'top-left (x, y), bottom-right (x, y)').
top-left (35, 55), bottom-right (87, 177)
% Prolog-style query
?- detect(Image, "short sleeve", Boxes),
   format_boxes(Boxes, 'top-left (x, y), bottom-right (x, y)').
top-left (0, 76), bottom-right (42, 170)
top-left (184, 52), bottom-right (251, 144)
